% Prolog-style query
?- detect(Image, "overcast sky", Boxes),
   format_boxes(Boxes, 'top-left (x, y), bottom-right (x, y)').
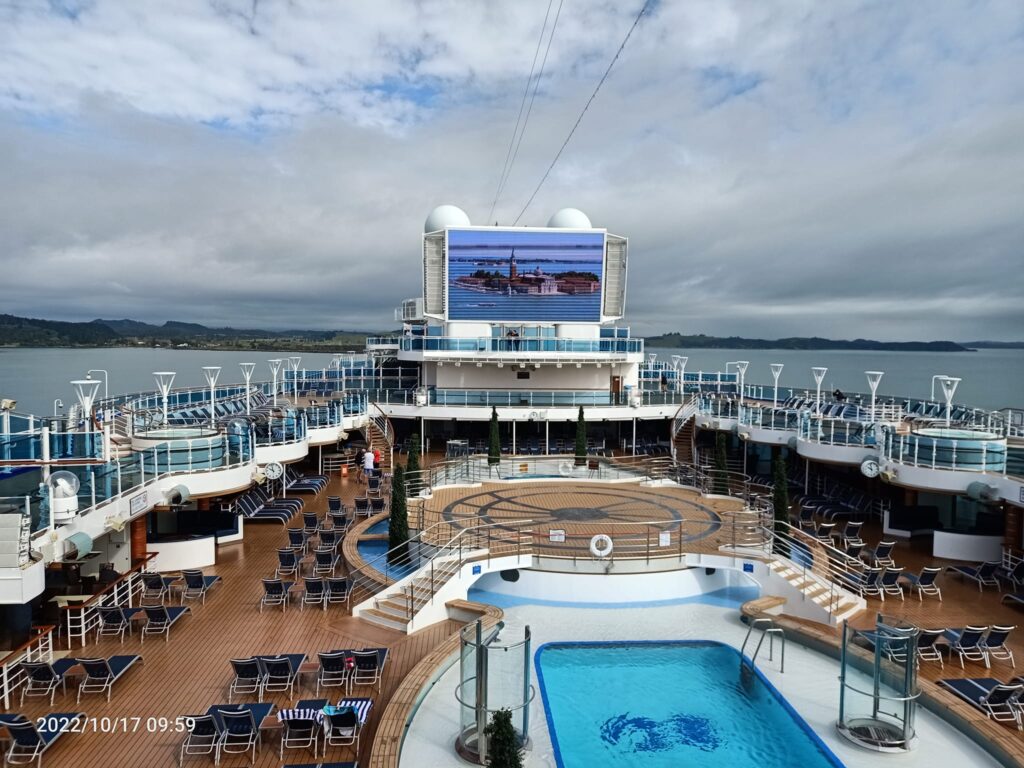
top-left (1, 1), bottom-right (1022, 340)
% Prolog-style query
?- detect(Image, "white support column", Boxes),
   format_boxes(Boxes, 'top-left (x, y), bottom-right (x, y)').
top-left (940, 376), bottom-right (961, 427)
top-left (865, 371), bottom-right (884, 420)
top-left (239, 363), bottom-right (256, 416)
top-left (812, 367), bottom-right (828, 415)
top-left (153, 372), bottom-right (176, 426)
top-left (512, 420), bottom-right (517, 456)
top-left (287, 356), bottom-right (302, 403)
top-left (736, 361), bottom-right (749, 407)
top-left (268, 359), bottom-right (283, 407)
top-left (770, 363), bottom-right (784, 408)
top-left (545, 421), bottom-right (549, 455)
top-left (632, 418), bottom-right (637, 457)
top-left (202, 367), bottom-right (221, 427)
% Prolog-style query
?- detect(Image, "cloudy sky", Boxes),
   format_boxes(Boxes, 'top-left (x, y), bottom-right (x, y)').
top-left (1, 0), bottom-right (1022, 340)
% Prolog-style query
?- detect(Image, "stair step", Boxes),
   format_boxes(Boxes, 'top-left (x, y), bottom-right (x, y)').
top-left (360, 608), bottom-right (410, 632)
top-left (375, 599), bottom-right (417, 619)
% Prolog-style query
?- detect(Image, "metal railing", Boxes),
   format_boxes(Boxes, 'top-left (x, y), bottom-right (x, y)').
top-left (798, 414), bottom-right (878, 447)
top-left (741, 617), bottom-right (785, 673)
top-left (61, 555), bottom-right (156, 648)
top-left (0, 625), bottom-right (56, 710)
top-left (882, 429), bottom-right (1008, 473)
top-left (399, 336), bottom-right (643, 354)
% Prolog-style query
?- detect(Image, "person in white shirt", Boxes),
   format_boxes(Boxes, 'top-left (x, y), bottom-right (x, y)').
top-left (363, 448), bottom-right (376, 479)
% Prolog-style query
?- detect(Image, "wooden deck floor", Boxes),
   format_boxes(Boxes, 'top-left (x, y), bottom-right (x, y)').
top-left (8, 473), bottom-right (464, 768)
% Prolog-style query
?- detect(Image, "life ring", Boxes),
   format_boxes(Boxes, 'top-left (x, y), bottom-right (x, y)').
top-left (559, 461), bottom-right (574, 476)
top-left (590, 534), bottom-right (614, 559)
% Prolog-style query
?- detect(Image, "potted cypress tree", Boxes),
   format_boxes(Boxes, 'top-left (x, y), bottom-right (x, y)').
top-left (772, 452), bottom-right (790, 557)
top-left (485, 709), bottom-right (523, 768)
top-left (388, 464), bottom-right (409, 566)
top-left (574, 406), bottom-right (587, 466)
top-left (488, 407), bottom-right (501, 466)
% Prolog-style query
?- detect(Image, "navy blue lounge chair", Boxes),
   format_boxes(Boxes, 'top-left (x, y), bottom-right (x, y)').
top-left (178, 713), bottom-right (221, 766)
top-left (946, 561), bottom-right (1001, 592)
top-left (939, 678), bottom-right (1022, 729)
top-left (326, 577), bottom-right (349, 606)
top-left (257, 654), bottom-right (305, 701)
top-left (96, 605), bottom-right (141, 643)
top-left (349, 648), bottom-right (388, 692)
top-left (76, 655), bottom-right (142, 702)
top-left (142, 605), bottom-right (190, 643)
top-left (324, 698), bottom-right (373, 752)
top-left (181, 569), bottom-right (221, 605)
top-left (302, 578), bottom-right (327, 611)
top-left (945, 626), bottom-right (990, 668)
top-left (206, 703), bottom-right (274, 764)
top-left (316, 651), bottom-right (350, 697)
top-left (1, 712), bottom-right (84, 767)
top-left (313, 548), bottom-right (340, 576)
top-left (900, 567), bottom-right (942, 601)
top-left (228, 658), bottom-right (263, 703)
top-left (141, 571), bottom-right (179, 604)
top-left (19, 659), bottom-right (80, 706)
top-left (261, 579), bottom-right (296, 612)
top-left (1002, 593), bottom-right (1024, 608)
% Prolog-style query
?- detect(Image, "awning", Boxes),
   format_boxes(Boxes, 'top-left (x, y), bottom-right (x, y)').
top-left (65, 531), bottom-right (94, 558)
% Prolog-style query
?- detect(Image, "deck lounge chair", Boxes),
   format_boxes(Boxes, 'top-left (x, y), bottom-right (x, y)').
top-left (370, 497), bottom-right (387, 515)
top-left (228, 658), bottom-right (263, 703)
top-left (1000, 560), bottom-right (1024, 589)
top-left (303, 512), bottom-right (320, 537)
top-left (253, 485), bottom-right (303, 513)
top-left (863, 541), bottom-right (896, 568)
top-left (879, 569), bottom-right (905, 601)
top-left (142, 606), bottom-right (190, 643)
top-left (276, 549), bottom-right (300, 578)
top-left (261, 579), bottom-right (295, 612)
top-left (946, 626), bottom-right (990, 668)
top-left (900, 567), bottom-right (942, 601)
top-left (842, 567), bottom-right (884, 599)
top-left (96, 606), bottom-right (140, 643)
top-left (324, 698), bottom-right (373, 752)
top-left (349, 648), bottom-right (388, 692)
top-left (327, 496), bottom-right (344, 516)
top-left (939, 678), bottom-right (1022, 729)
top-left (946, 561), bottom-right (1001, 592)
top-left (302, 578), bottom-right (327, 611)
top-left (141, 572), bottom-right (178, 604)
top-left (210, 704), bottom-right (272, 764)
top-left (329, 512), bottom-right (350, 533)
top-left (353, 497), bottom-right (370, 518)
top-left (326, 578), bottom-right (350, 606)
top-left (313, 548), bottom-right (340, 576)
top-left (318, 529), bottom-right (338, 550)
top-left (981, 626), bottom-right (1016, 668)
top-left (181, 570), bottom-right (221, 605)
top-left (19, 660), bottom-right (80, 706)
top-left (1002, 593), bottom-right (1024, 609)
top-left (178, 714), bottom-right (220, 766)
top-left (316, 651), bottom-right (350, 697)
top-left (76, 655), bottom-right (141, 702)
top-left (257, 655), bottom-right (305, 701)
top-left (277, 703), bottom-right (324, 760)
top-left (287, 527), bottom-right (308, 554)
top-left (2, 712), bottom-right (84, 767)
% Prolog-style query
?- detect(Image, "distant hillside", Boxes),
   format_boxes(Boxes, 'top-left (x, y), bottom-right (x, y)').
top-left (646, 333), bottom-right (969, 352)
top-left (0, 314), bottom-right (120, 346)
top-left (0, 314), bottom-right (387, 350)
top-left (962, 340), bottom-right (1024, 350)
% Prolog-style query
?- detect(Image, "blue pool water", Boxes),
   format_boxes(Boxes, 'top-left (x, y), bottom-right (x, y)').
top-left (356, 540), bottom-right (418, 579)
top-left (536, 641), bottom-right (842, 768)
top-left (365, 520), bottom-right (389, 534)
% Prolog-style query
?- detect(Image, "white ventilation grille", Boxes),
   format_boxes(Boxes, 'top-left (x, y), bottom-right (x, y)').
top-left (603, 234), bottom-right (628, 318)
top-left (423, 232), bottom-right (446, 317)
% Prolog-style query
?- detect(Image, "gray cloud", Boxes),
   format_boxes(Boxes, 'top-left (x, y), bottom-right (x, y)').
top-left (0, 0), bottom-right (1022, 340)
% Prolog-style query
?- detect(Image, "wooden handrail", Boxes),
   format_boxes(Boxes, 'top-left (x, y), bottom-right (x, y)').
top-left (58, 552), bottom-right (158, 612)
top-left (0, 625), bottom-right (56, 668)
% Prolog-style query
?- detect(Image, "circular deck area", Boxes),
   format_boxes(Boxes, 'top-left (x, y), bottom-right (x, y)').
top-left (423, 483), bottom-right (754, 559)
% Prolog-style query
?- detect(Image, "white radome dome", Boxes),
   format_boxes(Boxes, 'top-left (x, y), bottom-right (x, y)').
top-left (424, 204), bottom-right (471, 233)
top-left (547, 208), bottom-right (593, 229)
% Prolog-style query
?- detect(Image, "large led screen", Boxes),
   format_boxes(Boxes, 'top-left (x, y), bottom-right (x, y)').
top-left (447, 229), bottom-right (604, 321)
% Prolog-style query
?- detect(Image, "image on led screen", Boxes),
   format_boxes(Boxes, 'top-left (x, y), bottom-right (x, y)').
top-left (447, 229), bottom-right (604, 321)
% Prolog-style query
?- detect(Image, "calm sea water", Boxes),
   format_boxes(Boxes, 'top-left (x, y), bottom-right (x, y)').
top-left (0, 345), bottom-right (1020, 418)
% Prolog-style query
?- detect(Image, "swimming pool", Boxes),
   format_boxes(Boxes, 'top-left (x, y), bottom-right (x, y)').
top-left (356, 540), bottom-right (419, 579)
top-left (536, 640), bottom-right (842, 768)
top-left (365, 520), bottom-right (389, 535)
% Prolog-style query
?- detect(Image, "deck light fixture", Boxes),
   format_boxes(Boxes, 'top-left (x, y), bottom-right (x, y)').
top-left (865, 371), bottom-right (884, 419)
top-left (939, 376), bottom-right (961, 427)
top-left (86, 369), bottom-right (109, 401)
top-left (268, 359), bottom-right (283, 407)
top-left (201, 367), bottom-right (221, 427)
top-left (287, 356), bottom-right (301, 402)
top-left (239, 363), bottom-right (256, 415)
top-left (770, 364), bottom-right (784, 408)
top-left (811, 367), bottom-right (828, 415)
top-left (153, 372), bottom-right (176, 425)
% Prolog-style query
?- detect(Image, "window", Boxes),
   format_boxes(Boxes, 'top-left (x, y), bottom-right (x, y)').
top-left (516, 371), bottom-right (531, 380)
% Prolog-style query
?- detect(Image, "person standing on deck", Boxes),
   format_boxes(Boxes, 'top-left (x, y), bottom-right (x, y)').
top-left (355, 447), bottom-right (366, 483)
top-left (364, 447), bottom-right (376, 479)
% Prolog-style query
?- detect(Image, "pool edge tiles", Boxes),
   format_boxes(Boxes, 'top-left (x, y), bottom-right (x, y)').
top-left (534, 640), bottom-right (844, 768)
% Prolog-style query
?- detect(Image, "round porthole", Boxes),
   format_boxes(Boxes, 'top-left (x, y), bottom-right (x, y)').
top-left (500, 569), bottom-right (520, 582)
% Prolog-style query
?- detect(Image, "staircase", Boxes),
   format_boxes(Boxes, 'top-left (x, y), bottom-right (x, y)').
top-left (108, 434), bottom-right (134, 460)
top-left (353, 521), bottom-right (533, 634)
top-left (366, 407), bottom-right (394, 475)
top-left (673, 416), bottom-right (695, 464)
top-left (766, 557), bottom-right (862, 623)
